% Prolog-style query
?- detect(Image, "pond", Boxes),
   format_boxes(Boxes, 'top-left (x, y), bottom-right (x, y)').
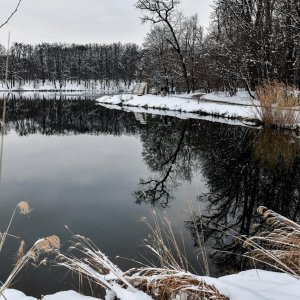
top-left (0, 94), bottom-right (299, 297)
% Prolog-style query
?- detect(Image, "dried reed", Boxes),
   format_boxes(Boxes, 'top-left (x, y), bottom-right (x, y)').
top-left (254, 82), bottom-right (300, 129)
top-left (0, 235), bottom-right (60, 295)
top-left (53, 233), bottom-right (141, 298)
top-left (0, 202), bottom-right (31, 253)
top-left (243, 206), bottom-right (300, 277)
top-left (53, 215), bottom-right (227, 300)
top-left (124, 268), bottom-right (228, 300)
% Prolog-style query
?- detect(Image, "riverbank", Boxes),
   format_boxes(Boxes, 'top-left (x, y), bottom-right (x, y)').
top-left (96, 93), bottom-right (258, 123)
top-left (97, 92), bottom-right (300, 130)
top-left (3, 269), bottom-right (300, 300)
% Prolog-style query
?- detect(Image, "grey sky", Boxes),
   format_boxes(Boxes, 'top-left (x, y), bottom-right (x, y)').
top-left (0, 0), bottom-right (213, 46)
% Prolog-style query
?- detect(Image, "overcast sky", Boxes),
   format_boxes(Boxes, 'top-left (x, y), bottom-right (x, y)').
top-left (0, 0), bottom-right (214, 46)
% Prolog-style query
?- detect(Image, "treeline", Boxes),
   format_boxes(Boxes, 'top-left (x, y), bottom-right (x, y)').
top-left (0, 43), bottom-right (141, 89)
top-left (1, 1), bottom-right (299, 95)
top-left (137, 0), bottom-right (300, 95)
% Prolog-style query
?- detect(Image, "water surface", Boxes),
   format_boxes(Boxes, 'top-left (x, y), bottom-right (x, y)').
top-left (0, 95), bottom-right (299, 297)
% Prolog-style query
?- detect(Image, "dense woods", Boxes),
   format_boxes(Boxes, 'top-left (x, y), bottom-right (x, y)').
top-left (1, 0), bottom-right (300, 95)
top-left (136, 0), bottom-right (300, 94)
top-left (0, 43), bottom-right (141, 89)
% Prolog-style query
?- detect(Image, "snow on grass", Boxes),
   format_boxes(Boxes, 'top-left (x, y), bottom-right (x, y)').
top-left (1, 270), bottom-right (300, 300)
top-left (97, 94), bottom-right (255, 120)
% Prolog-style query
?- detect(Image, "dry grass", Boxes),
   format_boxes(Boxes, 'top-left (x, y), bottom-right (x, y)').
top-left (124, 268), bottom-right (228, 300)
top-left (0, 201), bottom-right (31, 252)
top-left (0, 202), bottom-right (62, 295)
top-left (140, 210), bottom-right (210, 276)
top-left (17, 201), bottom-right (32, 215)
top-left (0, 235), bottom-right (60, 295)
top-left (50, 216), bottom-right (228, 300)
top-left (254, 82), bottom-right (300, 128)
top-left (243, 206), bottom-right (300, 277)
top-left (53, 233), bottom-right (140, 298)
top-left (140, 212), bottom-right (190, 272)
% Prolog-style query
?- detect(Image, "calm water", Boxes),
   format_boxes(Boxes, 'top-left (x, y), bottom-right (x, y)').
top-left (0, 95), bottom-right (300, 297)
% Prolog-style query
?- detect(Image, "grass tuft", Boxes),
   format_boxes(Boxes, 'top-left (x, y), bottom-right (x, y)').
top-left (254, 82), bottom-right (300, 129)
top-left (243, 206), bottom-right (300, 277)
top-left (51, 215), bottom-right (228, 300)
top-left (124, 268), bottom-right (228, 300)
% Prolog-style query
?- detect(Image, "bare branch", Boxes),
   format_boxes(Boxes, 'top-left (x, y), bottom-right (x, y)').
top-left (0, 0), bottom-right (22, 30)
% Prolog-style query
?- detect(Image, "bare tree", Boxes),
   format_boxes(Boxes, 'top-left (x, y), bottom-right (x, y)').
top-left (136, 0), bottom-right (191, 93)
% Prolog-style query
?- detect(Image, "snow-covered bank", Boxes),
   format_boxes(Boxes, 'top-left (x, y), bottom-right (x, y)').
top-left (96, 94), bottom-right (256, 121)
top-left (2, 270), bottom-right (300, 300)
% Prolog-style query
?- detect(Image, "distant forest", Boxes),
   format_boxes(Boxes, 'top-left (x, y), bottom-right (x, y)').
top-left (0, 0), bottom-right (300, 94)
top-left (0, 43), bottom-right (141, 89)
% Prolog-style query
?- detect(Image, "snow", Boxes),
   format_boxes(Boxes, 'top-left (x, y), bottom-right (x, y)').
top-left (0, 290), bottom-right (95, 300)
top-left (215, 270), bottom-right (300, 300)
top-left (1, 270), bottom-right (300, 299)
top-left (96, 94), bottom-right (256, 120)
top-left (200, 91), bottom-right (259, 106)
top-left (42, 291), bottom-right (96, 300)
top-left (0, 80), bottom-right (134, 93)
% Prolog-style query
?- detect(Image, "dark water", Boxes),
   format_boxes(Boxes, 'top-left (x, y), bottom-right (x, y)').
top-left (0, 95), bottom-right (299, 297)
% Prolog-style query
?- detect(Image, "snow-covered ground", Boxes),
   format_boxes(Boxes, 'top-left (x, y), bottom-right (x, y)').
top-left (96, 93), bottom-right (256, 120)
top-left (0, 81), bottom-right (134, 93)
top-left (200, 91), bottom-right (259, 106)
top-left (207, 270), bottom-right (300, 300)
top-left (2, 270), bottom-right (300, 300)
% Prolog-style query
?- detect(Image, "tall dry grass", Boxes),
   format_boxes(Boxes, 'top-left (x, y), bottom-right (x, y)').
top-left (254, 82), bottom-right (300, 129)
top-left (124, 268), bottom-right (227, 300)
top-left (0, 202), bottom-right (61, 295)
top-left (243, 206), bottom-right (300, 277)
top-left (49, 216), bottom-right (228, 300)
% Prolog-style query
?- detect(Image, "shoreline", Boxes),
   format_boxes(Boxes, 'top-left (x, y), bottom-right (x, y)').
top-left (96, 93), bottom-right (300, 133)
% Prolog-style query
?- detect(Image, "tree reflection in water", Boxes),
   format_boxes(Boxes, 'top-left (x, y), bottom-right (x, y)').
top-left (1, 96), bottom-right (300, 275)
top-left (187, 126), bottom-right (300, 275)
top-left (135, 120), bottom-right (189, 208)
top-left (133, 116), bottom-right (300, 275)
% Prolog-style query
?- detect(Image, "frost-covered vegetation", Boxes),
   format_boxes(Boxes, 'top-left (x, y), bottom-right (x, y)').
top-left (12, 208), bottom-right (300, 300)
